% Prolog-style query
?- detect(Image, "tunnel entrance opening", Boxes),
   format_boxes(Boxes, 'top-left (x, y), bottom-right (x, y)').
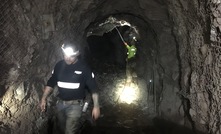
top-left (86, 26), bottom-right (132, 70)
top-left (86, 24), bottom-right (143, 104)
top-left (86, 16), bottom-right (141, 75)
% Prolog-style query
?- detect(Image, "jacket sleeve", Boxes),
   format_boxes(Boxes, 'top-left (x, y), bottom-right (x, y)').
top-left (46, 63), bottom-right (58, 88)
top-left (85, 67), bottom-right (98, 94)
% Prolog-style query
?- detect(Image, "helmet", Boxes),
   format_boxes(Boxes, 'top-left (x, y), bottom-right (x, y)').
top-left (61, 43), bottom-right (80, 57)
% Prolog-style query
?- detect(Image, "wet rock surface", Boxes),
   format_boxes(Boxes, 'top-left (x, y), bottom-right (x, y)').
top-left (0, 0), bottom-right (219, 133)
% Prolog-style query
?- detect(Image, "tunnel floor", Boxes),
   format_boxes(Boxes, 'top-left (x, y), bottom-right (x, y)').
top-left (80, 103), bottom-right (156, 134)
top-left (80, 103), bottom-right (198, 134)
top-left (47, 102), bottom-right (203, 134)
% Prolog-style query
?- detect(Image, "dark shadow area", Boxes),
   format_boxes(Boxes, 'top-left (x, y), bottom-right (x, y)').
top-left (0, 82), bottom-right (8, 105)
top-left (78, 103), bottom-right (208, 134)
top-left (0, 121), bottom-right (11, 134)
top-left (151, 118), bottom-right (208, 134)
top-left (80, 117), bottom-right (208, 134)
top-left (81, 125), bottom-right (157, 134)
top-left (87, 26), bottom-right (130, 68)
top-left (0, 63), bottom-right (15, 100)
top-left (0, 85), bottom-right (7, 99)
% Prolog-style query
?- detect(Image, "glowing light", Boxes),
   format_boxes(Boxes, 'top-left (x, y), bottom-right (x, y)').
top-left (115, 81), bottom-right (139, 104)
top-left (61, 45), bottom-right (79, 57)
top-left (120, 86), bottom-right (137, 104)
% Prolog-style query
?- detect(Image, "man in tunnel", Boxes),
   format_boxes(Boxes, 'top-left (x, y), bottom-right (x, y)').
top-left (124, 42), bottom-right (137, 60)
top-left (40, 43), bottom-right (100, 134)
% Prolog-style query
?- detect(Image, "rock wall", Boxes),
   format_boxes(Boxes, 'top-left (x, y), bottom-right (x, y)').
top-left (0, 0), bottom-right (218, 133)
top-left (167, 0), bottom-right (221, 133)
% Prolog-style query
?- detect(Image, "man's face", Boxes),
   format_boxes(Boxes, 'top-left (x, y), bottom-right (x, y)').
top-left (64, 54), bottom-right (78, 65)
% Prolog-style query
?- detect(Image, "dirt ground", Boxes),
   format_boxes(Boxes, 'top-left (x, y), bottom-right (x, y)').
top-left (80, 103), bottom-right (201, 134)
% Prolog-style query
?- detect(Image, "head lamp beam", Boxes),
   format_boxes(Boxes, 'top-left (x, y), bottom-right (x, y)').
top-left (61, 44), bottom-right (79, 57)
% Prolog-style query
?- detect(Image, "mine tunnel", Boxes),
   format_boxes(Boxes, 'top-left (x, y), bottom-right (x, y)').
top-left (0, 0), bottom-right (220, 134)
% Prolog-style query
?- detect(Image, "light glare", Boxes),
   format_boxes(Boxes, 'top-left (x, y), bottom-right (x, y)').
top-left (115, 81), bottom-right (139, 104)
top-left (120, 86), bottom-right (137, 104)
top-left (63, 47), bottom-right (74, 57)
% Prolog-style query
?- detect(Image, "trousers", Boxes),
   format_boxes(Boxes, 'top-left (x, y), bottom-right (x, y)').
top-left (56, 100), bottom-right (83, 134)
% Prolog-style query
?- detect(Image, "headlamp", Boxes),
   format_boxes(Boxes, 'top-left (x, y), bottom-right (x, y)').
top-left (61, 44), bottom-right (79, 57)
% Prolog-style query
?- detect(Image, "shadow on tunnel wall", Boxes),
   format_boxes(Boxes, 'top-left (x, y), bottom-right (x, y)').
top-left (0, 68), bottom-right (9, 103)
top-left (0, 63), bottom-right (15, 102)
top-left (0, 85), bottom-right (7, 99)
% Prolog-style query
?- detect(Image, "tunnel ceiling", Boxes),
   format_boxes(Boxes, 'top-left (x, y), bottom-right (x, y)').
top-left (0, 0), bottom-right (221, 134)
top-left (85, 16), bottom-right (144, 68)
top-left (86, 16), bottom-right (139, 38)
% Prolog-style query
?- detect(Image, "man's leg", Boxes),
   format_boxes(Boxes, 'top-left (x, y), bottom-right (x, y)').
top-left (55, 103), bottom-right (67, 134)
top-left (65, 104), bottom-right (82, 134)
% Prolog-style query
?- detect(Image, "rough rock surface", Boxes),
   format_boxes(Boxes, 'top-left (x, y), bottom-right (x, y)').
top-left (0, 0), bottom-right (219, 134)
